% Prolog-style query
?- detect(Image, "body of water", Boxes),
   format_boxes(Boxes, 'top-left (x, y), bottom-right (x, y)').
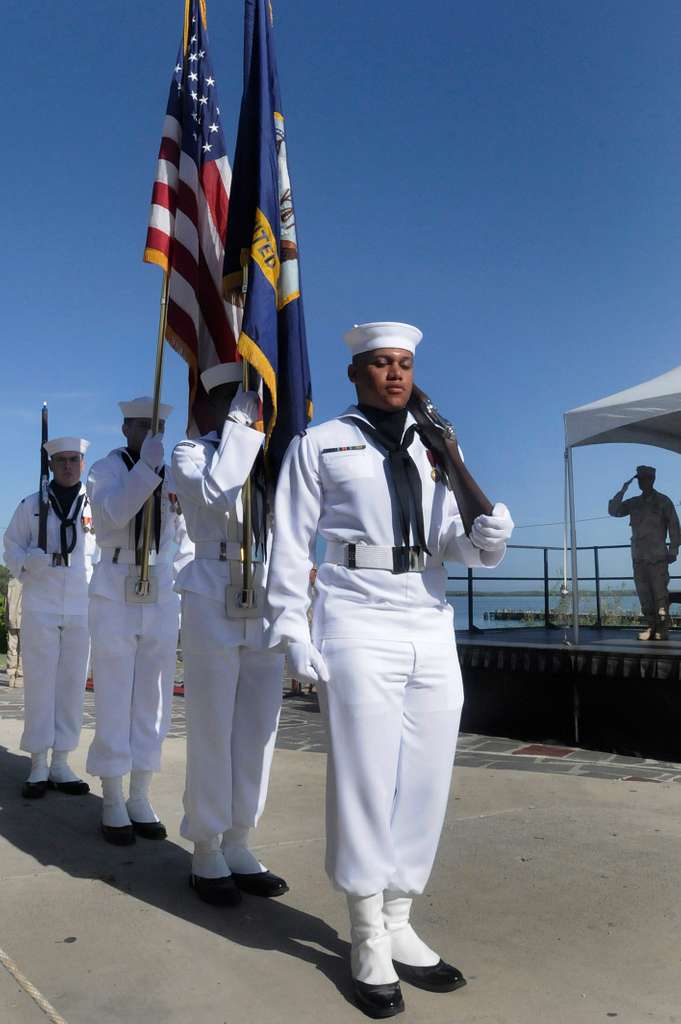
top-left (447, 593), bottom-right (644, 631)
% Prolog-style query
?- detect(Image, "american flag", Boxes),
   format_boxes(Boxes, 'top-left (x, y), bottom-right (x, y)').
top-left (144, 0), bottom-right (239, 433)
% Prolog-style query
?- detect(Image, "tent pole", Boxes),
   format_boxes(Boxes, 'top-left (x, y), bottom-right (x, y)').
top-left (566, 444), bottom-right (579, 644)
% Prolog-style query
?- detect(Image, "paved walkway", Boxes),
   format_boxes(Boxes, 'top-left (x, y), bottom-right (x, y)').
top-left (4, 684), bottom-right (679, 784)
top-left (1, 681), bottom-right (681, 1023)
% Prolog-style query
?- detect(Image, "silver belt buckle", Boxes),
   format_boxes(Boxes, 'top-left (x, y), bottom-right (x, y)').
top-left (225, 584), bottom-right (264, 619)
top-left (125, 568), bottom-right (158, 604)
top-left (409, 547), bottom-right (425, 572)
top-left (392, 546), bottom-right (424, 574)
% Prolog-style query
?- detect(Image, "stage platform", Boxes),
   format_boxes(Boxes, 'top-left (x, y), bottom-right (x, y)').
top-left (456, 626), bottom-right (681, 764)
top-left (458, 624), bottom-right (681, 653)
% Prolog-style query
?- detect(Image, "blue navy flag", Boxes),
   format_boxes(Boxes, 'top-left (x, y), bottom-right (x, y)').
top-left (223, 0), bottom-right (312, 479)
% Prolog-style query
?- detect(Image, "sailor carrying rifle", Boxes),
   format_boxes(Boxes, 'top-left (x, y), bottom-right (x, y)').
top-left (265, 322), bottom-right (514, 1018)
top-left (4, 433), bottom-right (96, 799)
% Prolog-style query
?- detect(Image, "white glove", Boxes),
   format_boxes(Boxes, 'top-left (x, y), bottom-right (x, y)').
top-left (24, 549), bottom-right (51, 578)
top-left (287, 641), bottom-right (330, 688)
top-left (140, 431), bottom-right (165, 470)
top-left (470, 502), bottom-right (514, 552)
top-left (227, 388), bottom-right (259, 427)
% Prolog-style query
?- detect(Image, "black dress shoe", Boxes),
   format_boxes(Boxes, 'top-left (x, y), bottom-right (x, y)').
top-left (393, 959), bottom-right (466, 993)
top-left (231, 870), bottom-right (289, 898)
top-left (352, 979), bottom-right (404, 1019)
top-left (130, 819), bottom-right (167, 840)
top-left (101, 823), bottom-right (136, 846)
top-left (22, 780), bottom-right (48, 799)
top-left (48, 779), bottom-right (90, 795)
top-left (189, 873), bottom-right (242, 906)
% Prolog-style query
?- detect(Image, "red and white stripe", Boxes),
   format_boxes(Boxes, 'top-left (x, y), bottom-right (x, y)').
top-left (144, 113), bottom-right (240, 427)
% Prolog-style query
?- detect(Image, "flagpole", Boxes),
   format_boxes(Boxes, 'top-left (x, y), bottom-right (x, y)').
top-left (240, 358), bottom-right (256, 606)
top-left (137, 271), bottom-right (170, 597)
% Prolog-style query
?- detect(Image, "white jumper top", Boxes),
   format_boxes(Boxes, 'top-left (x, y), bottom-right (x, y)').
top-left (3, 485), bottom-right (97, 616)
top-left (266, 406), bottom-right (506, 646)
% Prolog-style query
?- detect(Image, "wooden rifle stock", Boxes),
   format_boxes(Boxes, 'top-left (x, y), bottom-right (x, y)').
top-left (408, 384), bottom-right (493, 537)
top-left (38, 402), bottom-right (49, 552)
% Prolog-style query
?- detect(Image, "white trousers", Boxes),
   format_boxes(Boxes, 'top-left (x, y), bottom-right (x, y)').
top-left (179, 591), bottom-right (284, 843)
top-left (317, 638), bottom-right (463, 896)
top-left (20, 609), bottom-right (89, 753)
top-left (86, 594), bottom-right (179, 777)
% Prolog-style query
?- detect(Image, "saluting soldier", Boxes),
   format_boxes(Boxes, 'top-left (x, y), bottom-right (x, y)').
top-left (609, 466), bottom-right (680, 640)
top-left (3, 437), bottom-right (96, 798)
top-left (266, 323), bottom-right (514, 1018)
top-left (86, 397), bottom-right (181, 845)
top-left (171, 364), bottom-right (287, 906)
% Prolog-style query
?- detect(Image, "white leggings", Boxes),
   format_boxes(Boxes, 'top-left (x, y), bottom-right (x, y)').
top-left (21, 609), bottom-right (89, 753)
top-left (317, 638), bottom-right (463, 896)
top-left (179, 591), bottom-right (284, 843)
top-left (86, 594), bottom-right (179, 777)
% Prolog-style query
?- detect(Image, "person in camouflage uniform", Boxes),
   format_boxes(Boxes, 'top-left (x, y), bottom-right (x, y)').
top-left (609, 466), bottom-right (680, 640)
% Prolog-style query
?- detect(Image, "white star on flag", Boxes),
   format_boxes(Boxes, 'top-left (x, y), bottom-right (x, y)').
top-left (209, 122), bottom-right (219, 133)
top-left (202, 142), bottom-right (212, 153)
top-left (199, 95), bottom-right (208, 105)
top-left (206, 76), bottom-right (215, 86)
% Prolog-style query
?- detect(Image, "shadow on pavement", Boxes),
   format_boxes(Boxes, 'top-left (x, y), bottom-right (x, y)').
top-left (0, 744), bottom-right (355, 1010)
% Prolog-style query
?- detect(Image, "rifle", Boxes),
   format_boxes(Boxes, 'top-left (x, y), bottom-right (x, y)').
top-left (408, 384), bottom-right (493, 536)
top-left (38, 402), bottom-right (49, 552)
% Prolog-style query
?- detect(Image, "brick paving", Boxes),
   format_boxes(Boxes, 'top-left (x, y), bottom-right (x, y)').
top-left (2, 678), bottom-right (681, 783)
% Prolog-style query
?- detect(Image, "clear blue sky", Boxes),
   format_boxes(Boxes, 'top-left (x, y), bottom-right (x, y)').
top-left (3, 0), bottom-right (681, 586)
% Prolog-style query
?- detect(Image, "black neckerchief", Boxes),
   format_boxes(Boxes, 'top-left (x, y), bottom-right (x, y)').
top-left (48, 482), bottom-right (85, 566)
top-left (119, 449), bottom-right (165, 562)
top-left (353, 404), bottom-right (431, 554)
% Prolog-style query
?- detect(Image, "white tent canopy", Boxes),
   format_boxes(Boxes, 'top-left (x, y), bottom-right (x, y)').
top-left (565, 365), bottom-right (681, 454)
top-left (562, 363), bottom-right (681, 642)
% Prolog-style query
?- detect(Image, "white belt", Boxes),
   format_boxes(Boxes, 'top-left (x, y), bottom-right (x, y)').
top-left (194, 541), bottom-right (262, 563)
top-left (324, 541), bottom-right (435, 574)
top-left (100, 547), bottom-right (167, 567)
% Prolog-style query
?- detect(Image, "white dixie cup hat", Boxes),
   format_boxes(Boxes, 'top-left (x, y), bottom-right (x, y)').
top-left (343, 321), bottom-right (423, 357)
top-left (200, 362), bottom-right (245, 393)
top-left (43, 436), bottom-right (90, 456)
top-left (118, 396), bottom-right (174, 420)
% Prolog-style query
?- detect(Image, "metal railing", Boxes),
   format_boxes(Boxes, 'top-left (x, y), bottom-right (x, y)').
top-left (447, 543), bottom-right (681, 632)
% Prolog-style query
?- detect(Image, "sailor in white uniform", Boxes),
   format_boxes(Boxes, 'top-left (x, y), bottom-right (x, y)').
top-left (266, 323), bottom-right (514, 1017)
top-left (171, 363), bottom-right (287, 905)
top-left (3, 436), bottom-right (96, 799)
top-left (85, 397), bottom-right (181, 845)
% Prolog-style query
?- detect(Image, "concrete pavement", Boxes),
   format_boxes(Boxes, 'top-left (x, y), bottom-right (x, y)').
top-left (1, 691), bottom-right (681, 1024)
